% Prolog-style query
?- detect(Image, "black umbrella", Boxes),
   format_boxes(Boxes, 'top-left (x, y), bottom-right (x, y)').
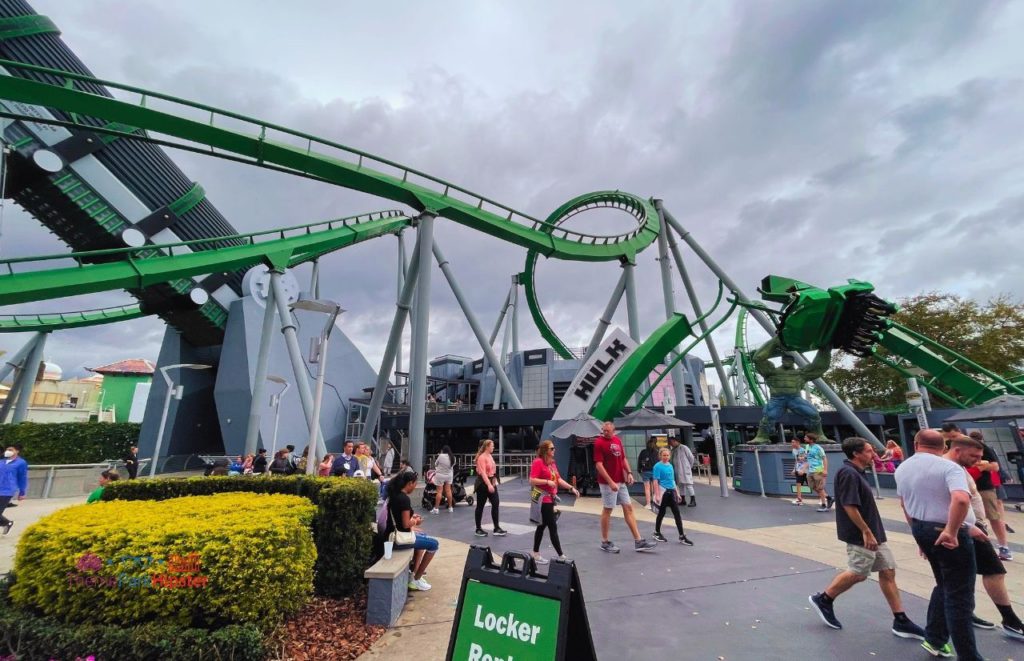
top-left (550, 412), bottom-right (605, 439)
top-left (613, 407), bottom-right (695, 430)
top-left (944, 395), bottom-right (1024, 422)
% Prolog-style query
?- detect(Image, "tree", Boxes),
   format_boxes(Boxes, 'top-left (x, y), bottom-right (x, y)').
top-left (826, 293), bottom-right (1024, 410)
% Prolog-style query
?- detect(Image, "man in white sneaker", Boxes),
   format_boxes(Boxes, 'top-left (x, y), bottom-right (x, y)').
top-left (594, 421), bottom-right (657, 553)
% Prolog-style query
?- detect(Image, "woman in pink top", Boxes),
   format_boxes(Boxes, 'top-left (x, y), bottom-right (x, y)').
top-left (529, 440), bottom-right (579, 564)
top-left (318, 454), bottom-right (334, 477)
top-left (473, 439), bottom-right (507, 537)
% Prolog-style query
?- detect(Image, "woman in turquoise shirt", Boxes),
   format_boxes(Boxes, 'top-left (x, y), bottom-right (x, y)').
top-left (652, 448), bottom-right (693, 545)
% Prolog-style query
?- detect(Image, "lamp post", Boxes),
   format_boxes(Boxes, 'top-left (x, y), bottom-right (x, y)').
top-left (290, 299), bottom-right (343, 475)
top-left (266, 375), bottom-right (290, 461)
top-left (150, 363), bottom-right (212, 478)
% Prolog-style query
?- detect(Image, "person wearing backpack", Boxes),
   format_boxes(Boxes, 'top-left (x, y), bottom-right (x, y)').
top-left (637, 438), bottom-right (658, 512)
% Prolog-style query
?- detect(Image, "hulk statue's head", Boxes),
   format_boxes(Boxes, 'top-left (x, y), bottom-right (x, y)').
top-left (780, 354), bottom-right (796, 369)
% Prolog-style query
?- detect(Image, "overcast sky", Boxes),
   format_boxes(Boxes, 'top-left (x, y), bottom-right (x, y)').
top-left (2, 1), bottom-right (1022, 384)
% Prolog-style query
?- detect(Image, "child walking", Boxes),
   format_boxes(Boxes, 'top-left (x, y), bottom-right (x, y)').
top-left (652, 448), bottom-right (693, 545)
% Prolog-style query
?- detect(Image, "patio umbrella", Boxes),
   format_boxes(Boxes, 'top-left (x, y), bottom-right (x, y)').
top-left (550, 411), bottom-right (605, 439)
top-left (613, 407), bottom-right (695, 430)
top-left (944, 394), bottom-right (1024, 422)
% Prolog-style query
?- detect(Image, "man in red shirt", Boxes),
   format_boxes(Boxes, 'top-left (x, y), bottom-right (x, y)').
top-left (594, 421), bottom-right (658, 553)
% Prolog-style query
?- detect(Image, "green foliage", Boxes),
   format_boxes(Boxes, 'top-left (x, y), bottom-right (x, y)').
top-left (0, 422), bottom-right (139, 464)
top-left (0, 580), bottom-right (265, 661)
top-left (828, 293), bottom-right (1024, 409)
top-left (10, 492), bottom-right (316, 629)
top-left (102, 475), bottom-right (378, 597)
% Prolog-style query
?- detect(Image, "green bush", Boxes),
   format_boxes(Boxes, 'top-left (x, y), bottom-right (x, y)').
top-left (102, 475), bottom-right (378, 597)
top-left (10, 492), bottom-right (316, 629)
top-left (0, 580), bottom-right (265, 661)
top-left (0, 422), bottom-right (140, 464)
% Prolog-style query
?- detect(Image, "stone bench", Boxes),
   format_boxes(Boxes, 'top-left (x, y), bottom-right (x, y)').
top-left (365, 548), bottom-right (415, 627)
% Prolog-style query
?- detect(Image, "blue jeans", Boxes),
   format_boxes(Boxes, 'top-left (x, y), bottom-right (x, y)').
top-left (910, 521), bottom-right (982, 661)
top-left (763, 394), bottom-right (820, 425)
top-left (414, 532), bottom-right (439, 553)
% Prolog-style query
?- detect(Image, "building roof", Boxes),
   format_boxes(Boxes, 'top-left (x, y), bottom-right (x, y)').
top-left (88, 359), bottom-right (156, 376)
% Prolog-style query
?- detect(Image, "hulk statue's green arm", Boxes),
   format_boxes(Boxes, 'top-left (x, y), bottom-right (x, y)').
top-left (799, 344), bottom-right (832, 380)
top-left (752, 336), bottom-right (781, 376)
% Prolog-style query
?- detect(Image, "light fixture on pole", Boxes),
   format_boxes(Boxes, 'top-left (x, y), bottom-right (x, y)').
top-left (150, 363), bottom-right (212, 478)
top-left (289, 298), bottom-right (343, 475)
top-left (266, 374), bottom-right (290, 461)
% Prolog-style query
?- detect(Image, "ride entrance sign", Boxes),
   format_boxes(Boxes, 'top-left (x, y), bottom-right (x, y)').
top-left (447, 547), bottom-right (597, 661)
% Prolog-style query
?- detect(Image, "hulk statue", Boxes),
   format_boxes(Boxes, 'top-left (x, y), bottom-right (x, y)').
top-left (749, 335), bottom-right (832, 444)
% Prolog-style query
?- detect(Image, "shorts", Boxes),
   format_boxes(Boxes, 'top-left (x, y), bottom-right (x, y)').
top-left (414, 532), bottom-right (439, 553)
top-left (846, 543), bottom-right (897, 576)
top-left (794, 472), bottom-right (808, 486)
top-left (433, 473), bottom-right (453, 486)
top-left (641, 471), bottom-right (655, 482)
top-left (807, 472), bottom-right (826, 491)
top-left (980, 490), bottom-right (1002, 521)
top-left (973, 535), bottom-right (1006, 576)
top-left (997, 485), bottom-right (1009, 501)
top-left (599, 483), bottom-right (632, 509)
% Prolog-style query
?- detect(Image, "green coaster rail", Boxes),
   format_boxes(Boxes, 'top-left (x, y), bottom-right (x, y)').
top-left (0, 59), bottom-right (659, 265)
top-left (0, 210), bottom-right (410, 305)
top-left (0, 303), bottom-right (144, 332)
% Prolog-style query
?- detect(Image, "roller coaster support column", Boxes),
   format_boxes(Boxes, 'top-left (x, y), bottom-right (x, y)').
top-left (0, 332), bottom-right (43, 423)
top-left (511, 274), bottom-right (520, 356)
top-left (477, 288), bottom-right (513, 411)
top-left (271, 272), bottom-right (327, 459)
top-left (583, 268), bottom-right (628, 361)
top-left (493, 280), bottom-right (516, 410)
top-left (310, 259), bottom-right (321, 300)
top-left (433, 242), bottom-right (522, 409)
top-left (654, 200), bottom-right (689, 411)
top-left (243, 276), bottom-right (278, 456)
top-left (661, 208), bottom-right (883, 449)
top-left (0, 332), bottom-right (41, 385)
top-left (622, 261), bottom-right (641, 342)
top-left (395, 231), bottom-right (406, 401)
top-left (359, 234), bottom-right (422, 447)
top-left (408, 212), bottom-right (437, 473)
top-left (12, 331), bottom-right (47, 424)
top-left (659, 200), bottom-right (735, 406)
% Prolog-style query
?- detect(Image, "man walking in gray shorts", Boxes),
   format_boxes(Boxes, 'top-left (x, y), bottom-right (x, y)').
top-left (809, 437), bottom-right (926, 642)
top-left (594, 421), bottom-right (657, 553)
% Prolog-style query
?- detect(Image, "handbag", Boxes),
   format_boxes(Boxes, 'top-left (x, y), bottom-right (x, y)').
top-left (529, 499), bottom-right (543, 524)
top-left (388, 506), bottom-right (416, 548)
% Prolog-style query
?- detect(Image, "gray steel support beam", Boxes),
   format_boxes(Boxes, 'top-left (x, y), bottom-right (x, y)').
top-left (310, 259), bottom-right (321, 300)
top-left (492, 284), bottom-right (516, 410)
top-left (433, 242), bottom-right (522, 409)
top-left (243, 279), bottom-right (278, 455)
top-left (0, 333), bottom-right (41, 423)
top-left (0, 333), bottom-right (41, 384)
top-left (359, 236), bottom-right (422, 445)
top-left (654, 202), bottom-right (690, 409)
top-left (661, 206), bottom-right (883, 449)
top-left (658, 200), bottom-right (735, 406)
top-left (622, 261), bottom-right (641, 342)
top-left (271, 272), bottom-right (327, 458)
top-left (584, 268), bottom-right (629, 362)
top-left (395, 231), bottom-right (406, 396)
top-left (478, 288), bottom-right (513, 411)
top-left (511, 275), bottom-right (520, 356)
top-left (408, 213), bottom-right (436, 473)
top-left (12, 332), bottom-right (47, 423)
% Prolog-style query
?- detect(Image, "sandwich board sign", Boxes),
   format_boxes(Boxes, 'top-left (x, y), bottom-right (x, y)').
top-left (446, 547), bottom-right (597, 661)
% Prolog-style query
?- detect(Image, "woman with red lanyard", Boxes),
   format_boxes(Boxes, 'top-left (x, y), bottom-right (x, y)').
top-left (530, 440), bottom-right (579, 564)
top-left (474, 439), bottom-right (508, 537)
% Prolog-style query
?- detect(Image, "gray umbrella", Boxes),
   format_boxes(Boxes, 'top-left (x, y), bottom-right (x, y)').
top-left (613, 407), bottom-right (695, 430)
top-left (550, 411), bottom-right (605, 439)
top-left (944, 395), bottom-right (1024, 422)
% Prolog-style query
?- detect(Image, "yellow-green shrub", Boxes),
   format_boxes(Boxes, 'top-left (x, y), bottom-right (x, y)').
top-left (10, 492), bottom-right (316, 630)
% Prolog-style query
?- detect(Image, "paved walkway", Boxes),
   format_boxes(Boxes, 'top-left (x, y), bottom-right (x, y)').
top-left (377, 477), bottom-right (1024, 660)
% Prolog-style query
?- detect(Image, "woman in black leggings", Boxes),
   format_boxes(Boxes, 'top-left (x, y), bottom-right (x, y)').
top-left (530, 440), bottom-right (579, 563)
top-left (652, 448), bottom-right (693, 545)
top-left (473, 439), bottom-right (506, 537)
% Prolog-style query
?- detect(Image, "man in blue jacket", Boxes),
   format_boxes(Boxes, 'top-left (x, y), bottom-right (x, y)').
top-left (0, 444), bottom-right (28, 535)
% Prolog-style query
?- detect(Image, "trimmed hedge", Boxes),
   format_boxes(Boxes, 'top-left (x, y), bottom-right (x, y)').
top-left (102, 475), bottom-right (378, 597)
top-left (0, 422), bottom-right (140, 464)
top-left (0, 580), bottom-right (265, 661)
top-left (11, 492), bottom-right (316, 629)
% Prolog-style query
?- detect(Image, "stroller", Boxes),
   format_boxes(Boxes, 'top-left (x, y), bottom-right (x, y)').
top-left (421, 467), bottom-right (474, 509)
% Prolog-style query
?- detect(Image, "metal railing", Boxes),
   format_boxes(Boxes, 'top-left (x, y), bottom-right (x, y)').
top-left (28, 458), bottom-right (150, 498)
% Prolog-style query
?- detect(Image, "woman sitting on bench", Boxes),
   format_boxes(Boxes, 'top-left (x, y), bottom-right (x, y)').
top-left (386, 471), bottom-right (440, 592)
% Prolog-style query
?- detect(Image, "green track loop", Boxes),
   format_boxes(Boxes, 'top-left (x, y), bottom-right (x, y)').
top-left (0, 304), bottom-right (144, 332)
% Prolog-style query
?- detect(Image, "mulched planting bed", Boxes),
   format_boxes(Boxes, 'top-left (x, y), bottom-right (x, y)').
top-left (267, 590), bottom-right (385, 660)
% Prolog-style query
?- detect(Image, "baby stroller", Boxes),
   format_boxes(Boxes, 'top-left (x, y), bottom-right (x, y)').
top-left (421, 467), bottom-right (474, 509)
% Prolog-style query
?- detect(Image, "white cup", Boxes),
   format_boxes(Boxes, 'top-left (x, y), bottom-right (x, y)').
top-left (383, 541), bottom-right (394, 560)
